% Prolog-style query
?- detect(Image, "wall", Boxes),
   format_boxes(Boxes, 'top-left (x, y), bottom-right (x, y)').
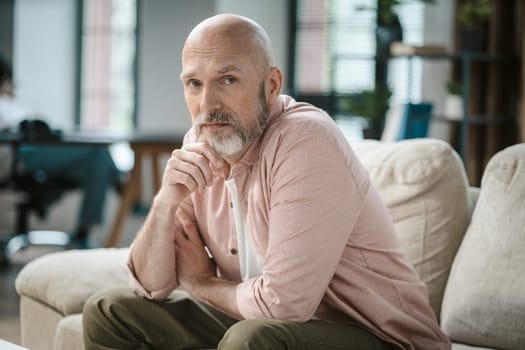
top-left (13, 0), bottom-right (77, 129)
top-left (136, 0), bottom-right (214, 133)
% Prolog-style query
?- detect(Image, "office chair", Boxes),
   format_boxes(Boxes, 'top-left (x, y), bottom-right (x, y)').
top-left (0, 121), bottom-right (74, 265)
top-left (396, 102), bottom-right (433, 140)
top-left (0, 168), bottom-right (76, 265)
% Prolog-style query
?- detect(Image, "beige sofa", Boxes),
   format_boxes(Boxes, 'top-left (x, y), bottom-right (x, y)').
top-left (15, 139), bottom-right (525, 350)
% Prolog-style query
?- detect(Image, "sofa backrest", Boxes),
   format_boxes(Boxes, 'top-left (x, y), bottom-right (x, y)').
top-left (351, 138), bottom-right (470, 319)
top-left (441, 143), bottom-right (525, 349)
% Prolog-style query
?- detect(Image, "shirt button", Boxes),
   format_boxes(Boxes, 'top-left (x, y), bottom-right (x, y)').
top-left (230, 248), bottom-right (238, 255)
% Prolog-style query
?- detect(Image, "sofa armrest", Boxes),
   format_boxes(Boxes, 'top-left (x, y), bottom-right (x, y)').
top-left (15, 248), bottom-right (130, 316)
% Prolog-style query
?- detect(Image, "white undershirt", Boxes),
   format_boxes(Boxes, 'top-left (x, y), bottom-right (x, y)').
top-left (224, 178), bottom-right (263, 281)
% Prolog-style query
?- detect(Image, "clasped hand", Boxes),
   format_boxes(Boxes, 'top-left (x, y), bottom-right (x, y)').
top-left (160, 142), bottom-right (227, 291)
top-left (174, 207), bottom-right (216, 292)
top-left (157, 142), bottom-right (229, 205)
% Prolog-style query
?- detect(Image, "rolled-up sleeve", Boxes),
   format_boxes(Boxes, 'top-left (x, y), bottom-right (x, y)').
top-left (127, 243), bottom-right (179, 300)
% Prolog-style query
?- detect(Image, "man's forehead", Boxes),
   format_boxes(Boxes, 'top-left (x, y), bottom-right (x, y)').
top-left (181, 45), bottom-right (255, 76)
top-left (181, 34), bottom-right (264, 79)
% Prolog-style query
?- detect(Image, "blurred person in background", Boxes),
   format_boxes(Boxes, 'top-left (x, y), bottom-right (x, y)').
top-left (0, 51), bottom-right (122, 248)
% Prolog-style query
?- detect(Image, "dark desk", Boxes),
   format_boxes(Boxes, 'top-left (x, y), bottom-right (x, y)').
top-left (1, 130), bottom-right (184, 248)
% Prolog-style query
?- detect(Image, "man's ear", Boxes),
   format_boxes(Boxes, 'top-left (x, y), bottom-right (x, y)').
top-left (266, 67), bottom-right (283, 102)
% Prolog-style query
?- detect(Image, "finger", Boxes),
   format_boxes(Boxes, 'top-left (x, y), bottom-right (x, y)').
top-left (176, 207), bottom-right (193, 231)
top-left (161, 167), bottom-right (199, 195)
top-left (167, 153), bottom-right (210, 191)
top-left (183, 143), bottom-right (228, 172)
top-left (174, 226), bottom-right (189, 244)
top-left (174, 216), bottom-right (184, 233)
top-left (210, 162), bottom-right (229, 178)
top-left (176, 207), bottom-right (203, 244)
top-left (174, 148), bottom-right (215, 185)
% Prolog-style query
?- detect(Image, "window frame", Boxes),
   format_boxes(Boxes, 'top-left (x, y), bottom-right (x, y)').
top-left (74, 0), bottom-right (141, 131)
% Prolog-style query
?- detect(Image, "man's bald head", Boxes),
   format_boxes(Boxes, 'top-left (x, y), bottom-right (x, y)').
top-left (183, 14), bottom-right (275, 73)
top-left (180, 14), bottom-right (283, 161)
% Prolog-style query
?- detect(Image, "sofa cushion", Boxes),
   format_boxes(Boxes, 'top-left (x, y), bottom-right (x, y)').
top-left (15, 248), bottom-right (129, 315)
top-left (441, 143), bottom-right (525, 349)
top-left (19, 295), bottom-right (63, 350)
top-left (352, 139), bottom-right (469, 318)
top-left (55, 314), bottom-right (84, 350)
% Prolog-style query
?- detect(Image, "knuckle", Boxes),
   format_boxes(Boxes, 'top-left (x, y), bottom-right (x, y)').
top-left (166, 158), bottom-right (177, 168)
top-left (195, 153), bottom-right (206, 163)
top-left (180, 172), bottom-right (192, 184)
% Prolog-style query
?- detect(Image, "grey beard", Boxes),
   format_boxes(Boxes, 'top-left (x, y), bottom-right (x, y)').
top-left (194, 82), bottom-right (270, 156)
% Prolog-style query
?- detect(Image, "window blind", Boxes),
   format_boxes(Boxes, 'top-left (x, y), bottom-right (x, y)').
top-left (294, 0), bottom-right (426, 108)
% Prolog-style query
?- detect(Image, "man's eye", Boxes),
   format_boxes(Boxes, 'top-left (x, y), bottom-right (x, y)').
top-left (224, 76), bottom-right (236, 85)
top-left (188, 80), bottom-right (201, 88)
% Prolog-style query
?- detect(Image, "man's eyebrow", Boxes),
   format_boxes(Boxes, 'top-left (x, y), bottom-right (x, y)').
top-left (218, 65), bottom-right (243, 74)
top-left (180, 71), bottom-right (195, 80)
top-left (180, 65), bottom-right (244, 80)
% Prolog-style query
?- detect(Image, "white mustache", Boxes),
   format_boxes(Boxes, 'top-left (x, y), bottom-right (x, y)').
top-left (195, 112), bottom-right (237, 128)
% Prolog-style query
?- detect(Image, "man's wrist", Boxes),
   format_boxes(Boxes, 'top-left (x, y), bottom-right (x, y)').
top-left (152, 192), bottom-right (180, 212)
top-left (153, 183), bottom-right (193, 209)
top-left (183, 274), bottom-right (215, 299)
top-left (186, 276), bottom-right (242, 320)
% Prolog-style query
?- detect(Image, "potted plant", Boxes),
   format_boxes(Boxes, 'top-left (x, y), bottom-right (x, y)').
top-left (444, 82), bottom-right (464, 121)
top-left (457, 0), bottom-right (493, 52)
top-left (340, 85), bottom-right (392, 139)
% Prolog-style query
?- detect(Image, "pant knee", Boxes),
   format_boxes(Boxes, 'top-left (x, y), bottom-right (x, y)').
top-left (218, 319), bottom-right (285, 350)
top-left (82, 287), bottom-right (138, 334)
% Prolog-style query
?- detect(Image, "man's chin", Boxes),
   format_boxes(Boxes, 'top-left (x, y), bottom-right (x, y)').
top-left (211, 137), bottom-right (245, 157)
top-left (196, 130), bottom-right (246, 156)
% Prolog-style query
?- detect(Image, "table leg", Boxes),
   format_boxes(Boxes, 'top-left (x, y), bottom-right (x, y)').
top-left (105, 153), bottom-right (141, 248)
top-left (104, 141), bottom-right (180, 247)
top-left (152, 152), bottom-right (161, 194)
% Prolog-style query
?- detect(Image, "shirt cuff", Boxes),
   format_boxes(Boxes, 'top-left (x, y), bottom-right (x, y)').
top-left (126, 246), bottom-right (178, 300)
top-left (236, 277), bottom-right (274, 319)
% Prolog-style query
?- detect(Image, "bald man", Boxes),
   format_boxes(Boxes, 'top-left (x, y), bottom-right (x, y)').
top-left (83, 14), bottom-right (450, 350)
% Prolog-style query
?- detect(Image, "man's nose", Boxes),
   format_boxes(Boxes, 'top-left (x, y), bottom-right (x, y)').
top-left (200, 87), bottom-right (221, 113)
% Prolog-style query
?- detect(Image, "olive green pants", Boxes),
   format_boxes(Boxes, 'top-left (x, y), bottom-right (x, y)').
top-left (83, 287), bottom-right (398, 350)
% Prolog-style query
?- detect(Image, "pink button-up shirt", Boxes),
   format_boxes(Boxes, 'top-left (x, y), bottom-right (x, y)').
top-left (129, 95), bottom-right (450, 349)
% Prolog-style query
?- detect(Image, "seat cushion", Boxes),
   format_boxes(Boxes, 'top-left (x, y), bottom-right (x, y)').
top-left (352, 139), bottom-right (469, 319)
top-left (441, 143), bottom-right (525, 349)
top-left (15, 248), bottom-right (130, 315)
